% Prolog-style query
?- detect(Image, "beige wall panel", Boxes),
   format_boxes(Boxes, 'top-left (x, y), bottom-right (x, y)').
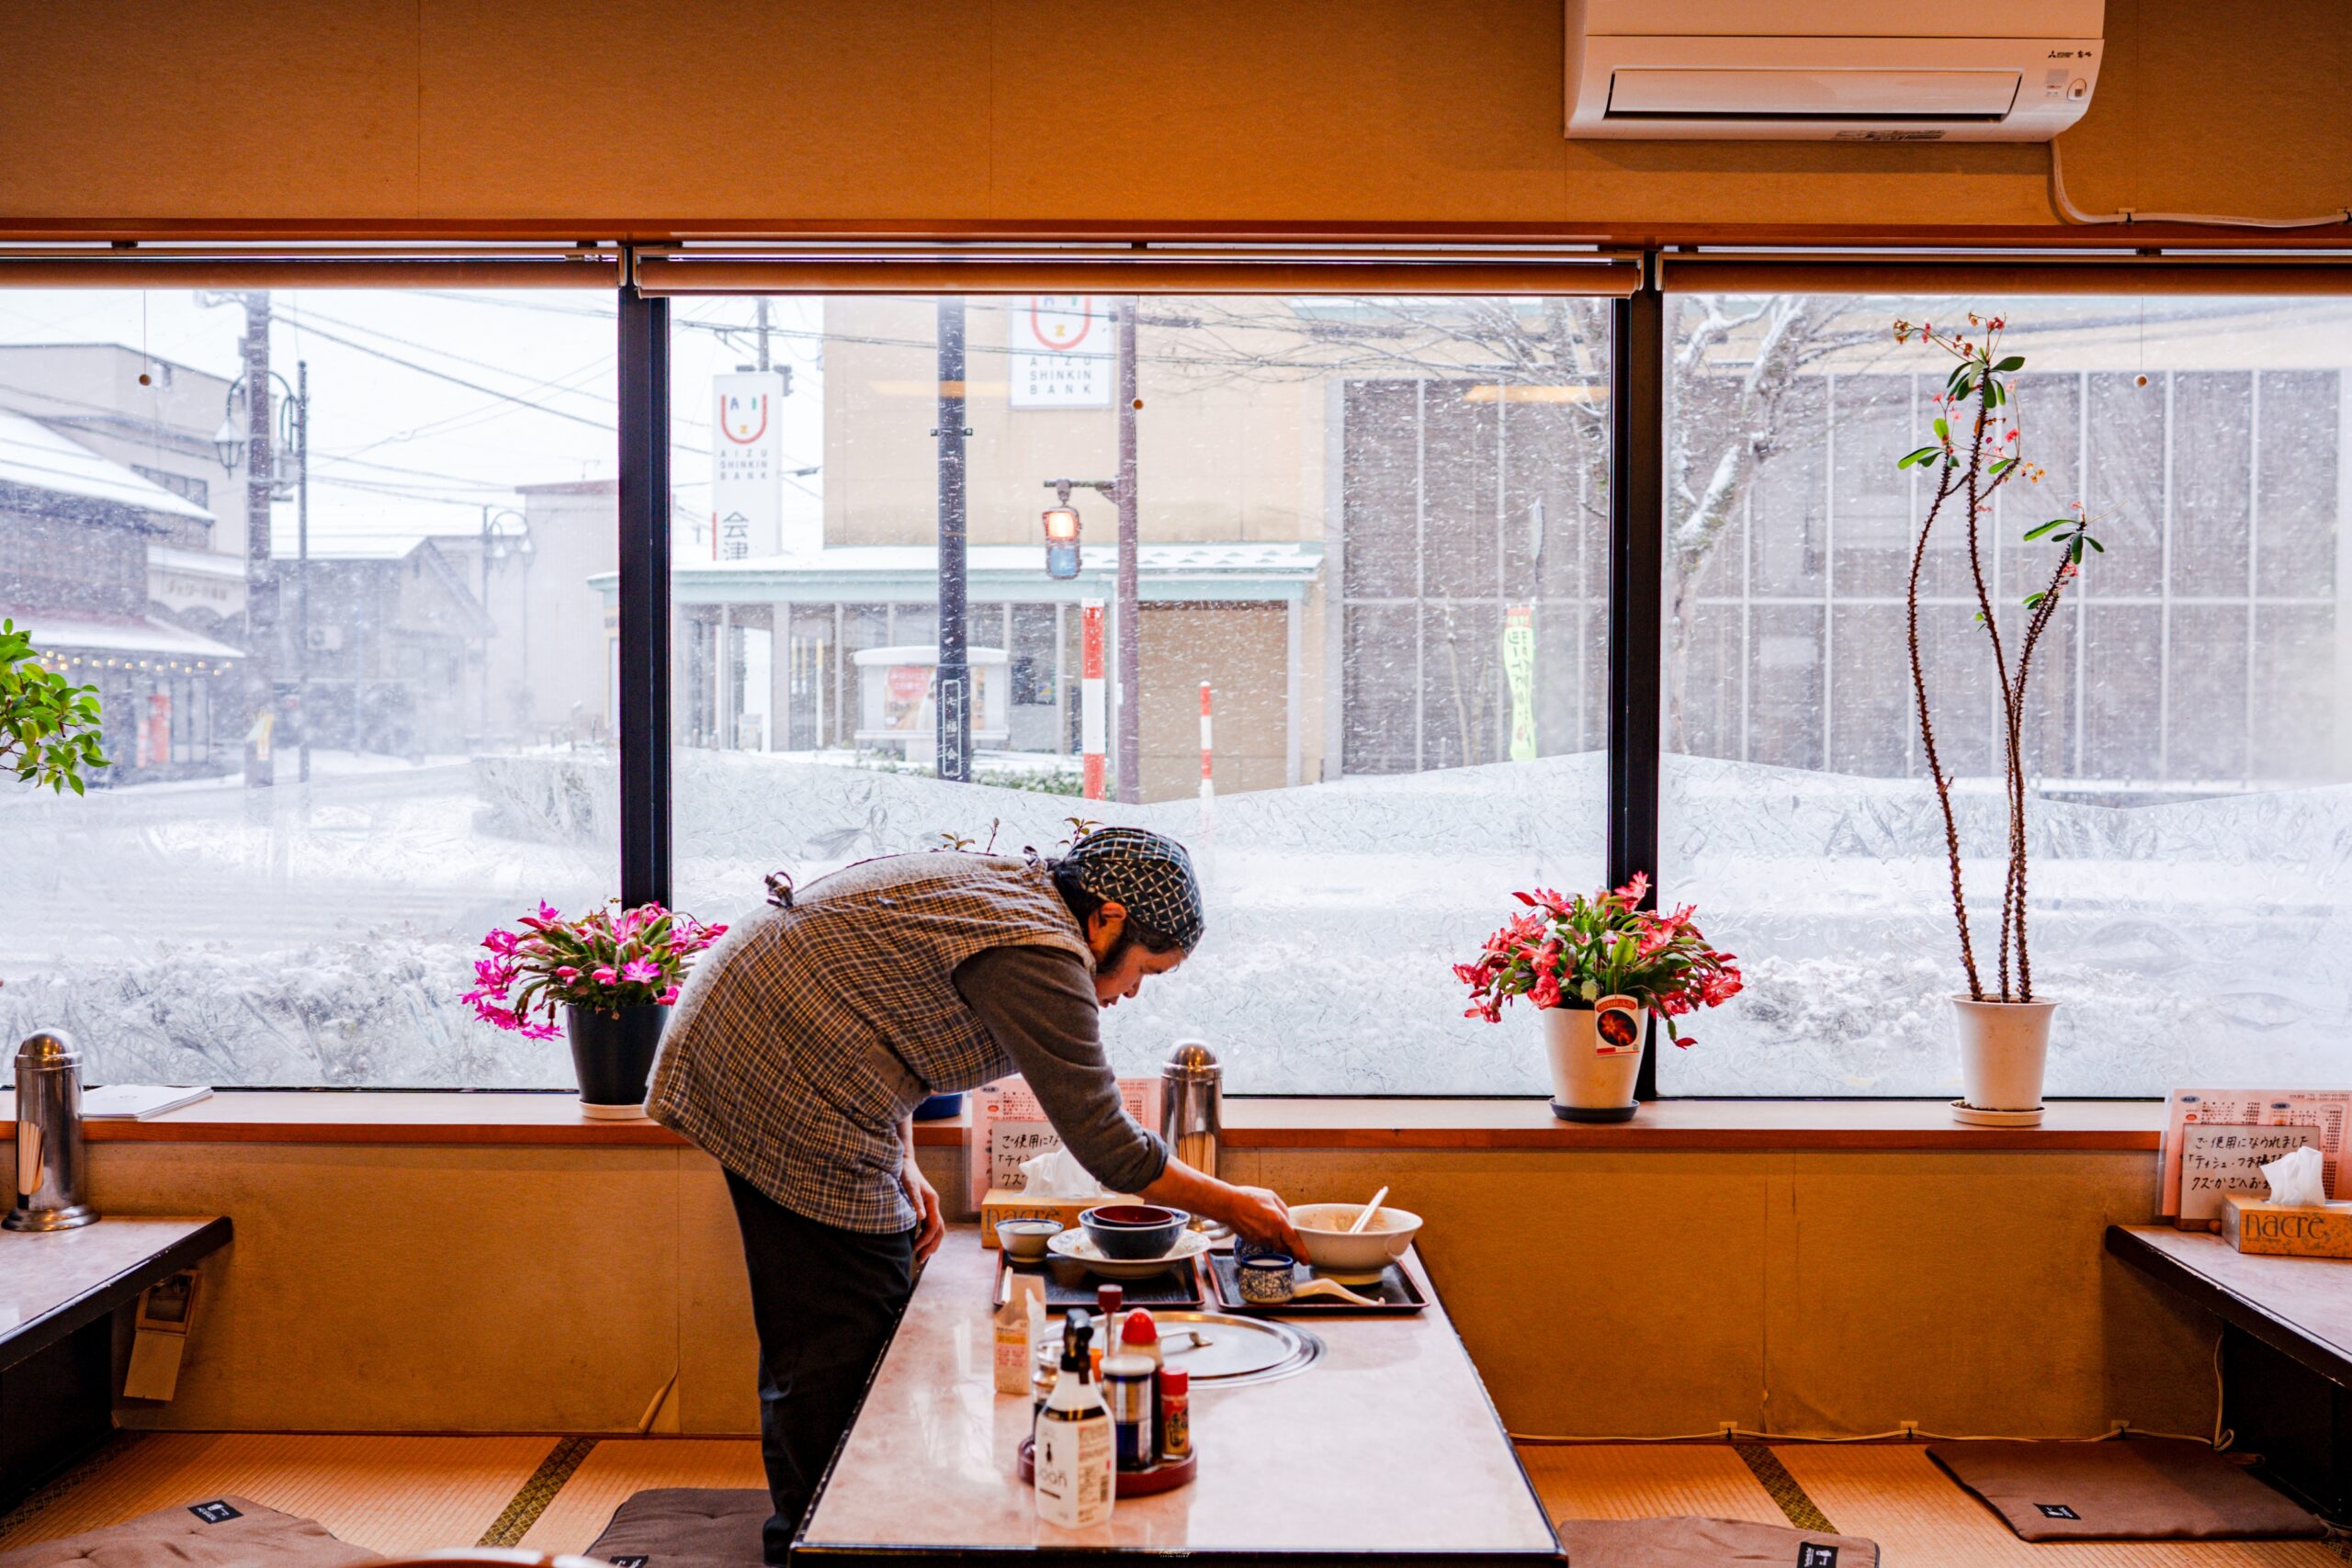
top-left (1760, 1154), bottom-right (2211, 1439)
top-left (2, 0), bottom-right (2345, 231)
top-left (0, 1), bottom-right (422, 220)
top-left (673, 1156), bottom-right (762, 1435)
top-left (416, 0), bottom-right (997, 220)
top-left (1229, 1148), bottom-right (1774, 1437)
top-left (85, 1141), bottom-right (681, 1433)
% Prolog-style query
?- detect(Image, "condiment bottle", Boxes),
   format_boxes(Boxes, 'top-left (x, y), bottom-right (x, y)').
top-left (1118, 1309), bottom-right (1164, 1459)
top-left (1034, 1310), bottom-right (1115, 1529)
top-left (1102, 1353), bottom-right (1156, 1472)
top-left (1157, 1366), bottom-right (1190, 1461)
top-left (994, 1275), bottom-right (1041, 1395)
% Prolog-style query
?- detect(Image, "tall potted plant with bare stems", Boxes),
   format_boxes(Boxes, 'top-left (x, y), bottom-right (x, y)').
top-left (1893, 313), bottom-right (2108, 1125)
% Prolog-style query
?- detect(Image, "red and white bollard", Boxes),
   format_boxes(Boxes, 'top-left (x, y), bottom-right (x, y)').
top-left (1198, 682), bottom-right (1214, 804)
top-left (1081, 600), bottom-right (1106, 801)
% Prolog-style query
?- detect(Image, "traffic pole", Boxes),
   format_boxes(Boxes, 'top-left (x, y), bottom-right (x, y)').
top-left (1081, 600), bottom-right (1107, 801)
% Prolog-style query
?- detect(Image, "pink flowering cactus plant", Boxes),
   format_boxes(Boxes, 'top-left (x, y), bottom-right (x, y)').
top-left (465, 900), bottom-right (727, 1039)
top-left (1453, 874), bottom-right (1742, 1046)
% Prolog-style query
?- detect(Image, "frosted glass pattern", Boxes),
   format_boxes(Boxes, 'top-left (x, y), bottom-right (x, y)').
top-left (673, 750), bottom-right (1605, 1094)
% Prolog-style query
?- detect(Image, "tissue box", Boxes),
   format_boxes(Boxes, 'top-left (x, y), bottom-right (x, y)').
top-left (2222, 1193), bottom-right (2352, 1258)
top-left (980, 1188), bottom-right (1125, 1247)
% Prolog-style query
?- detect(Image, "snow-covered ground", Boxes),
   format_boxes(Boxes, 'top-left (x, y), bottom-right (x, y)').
top-left (4, 746), bottom-right (2345, 1095)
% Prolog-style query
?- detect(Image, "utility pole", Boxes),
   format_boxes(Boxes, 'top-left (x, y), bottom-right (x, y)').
top-left (294, 358), bottom-right (311, 784)
top-left (755, 297), bottom-right (771, 372)
top-left (1114, 299), bottom-right (1141, 805)
top-left (934, 299), bottom-right (972, 783)
top-left (240, 291), bottom-right (277, 789)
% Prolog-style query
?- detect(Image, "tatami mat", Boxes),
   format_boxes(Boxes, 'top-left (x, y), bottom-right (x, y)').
top-left (517, 1438), bottom-right (767, 1553)
top-left (1778, 1444), bottom-right (2349, 1567)
top-left (1516, 1442), bottom-right (1791, 1527)
top-left (0, 1433), bottom-right (556, 1556)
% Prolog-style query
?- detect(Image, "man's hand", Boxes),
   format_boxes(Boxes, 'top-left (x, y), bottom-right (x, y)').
top-left (902, 1160), bottom-right (945, 1264)
top-left (1219, 1184), bottom-right (1304, 1258)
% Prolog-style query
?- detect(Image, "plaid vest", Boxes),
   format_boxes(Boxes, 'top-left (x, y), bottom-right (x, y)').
top-left (647, 852), bottom-right (1094, 1233)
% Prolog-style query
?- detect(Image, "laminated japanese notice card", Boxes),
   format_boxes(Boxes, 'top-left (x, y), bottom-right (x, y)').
top-left (2176, 1124), bottom-right (2322, 1224)
top-left (2161, 1089), bottom-right (2350, 1218)
top-left (967, 1076), bottom-right (1164, 1208)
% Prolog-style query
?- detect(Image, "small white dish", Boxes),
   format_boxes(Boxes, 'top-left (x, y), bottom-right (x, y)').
top-left (1046, 1226), bottom-right (1212, 1280)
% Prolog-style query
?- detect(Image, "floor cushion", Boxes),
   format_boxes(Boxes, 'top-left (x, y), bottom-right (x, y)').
top-left (583, 1487), bottom-right (768, 1568)
top-left (1928, 1438), bottom-right (2325, 1540)
top-left (1556, 1515), bottom-right (1878, 1566)
top-left (0, 1496), bottom-right (378, 1567)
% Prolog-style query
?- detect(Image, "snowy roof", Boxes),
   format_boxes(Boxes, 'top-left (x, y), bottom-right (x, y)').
top-left (0, 410), bottom-right (214, 523)
top-left (2, 610), bottom-right (244, 660)
top-left (148, 545), bottom-right (246, 580)
top-left (645, 539), bottom-right (1325, 607)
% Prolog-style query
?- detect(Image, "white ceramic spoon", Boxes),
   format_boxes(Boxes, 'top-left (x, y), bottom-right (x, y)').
top-left (1346, 1185), bottom-right (1391, 1235)
top-left (1289, 1276), bottom-right (1384, 1307)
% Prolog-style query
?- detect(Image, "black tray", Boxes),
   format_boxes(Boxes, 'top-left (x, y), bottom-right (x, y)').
top-left (998, 1254), bottom-right (1205, 1312)
top-left (1204, 1254), bottom-right (1427, 1314)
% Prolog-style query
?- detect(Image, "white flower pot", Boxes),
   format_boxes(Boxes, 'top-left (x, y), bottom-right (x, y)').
top-left (1544, 1005), bottom-right (1645, 1123)
top-left (1952, 995), bottom-right (2056, 1119)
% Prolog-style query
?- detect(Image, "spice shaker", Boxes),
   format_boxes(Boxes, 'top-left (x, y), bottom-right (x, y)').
top-left (1159, 1039), bottom-right (1222, 1187)
top-left (6, 1031), bottom-right (98, 1232)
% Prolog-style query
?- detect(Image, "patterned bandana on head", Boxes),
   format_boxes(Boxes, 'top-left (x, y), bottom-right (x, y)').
top-left (1062, 828), bottom-right (1205, 951)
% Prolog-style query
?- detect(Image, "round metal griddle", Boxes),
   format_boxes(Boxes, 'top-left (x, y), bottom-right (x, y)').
top-left (1148, 1311), bottom-right (1323, 1386)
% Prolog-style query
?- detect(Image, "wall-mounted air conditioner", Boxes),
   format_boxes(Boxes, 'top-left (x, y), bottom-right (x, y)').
top-left (1566, 0), bottom-right (2103, 141)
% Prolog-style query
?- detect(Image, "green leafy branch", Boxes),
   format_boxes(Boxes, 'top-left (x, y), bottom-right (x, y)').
top-left (0, 620), bottom-right (107, 795)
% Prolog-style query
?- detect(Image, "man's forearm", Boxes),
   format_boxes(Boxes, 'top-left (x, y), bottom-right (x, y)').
top-left (1138, 1158), bottom-right (1239, 1224)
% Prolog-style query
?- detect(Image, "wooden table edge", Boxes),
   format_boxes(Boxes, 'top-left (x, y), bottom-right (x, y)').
top-left (2104, 1224), bottom-right (2352, 1388)
top-left (0, 1214), bottom-right (232, 1372)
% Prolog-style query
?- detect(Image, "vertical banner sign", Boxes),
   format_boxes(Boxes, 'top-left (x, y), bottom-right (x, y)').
top-left (1009, 297), bottom-right (1114, 408)
top-left (1503, 605), bottom-right (1538, 763)
top-left (1081, 600), bottom-right (1107, 800)
top-left (1198, 683), bottom-right (1214, 802)
top-left (712, 370), bottom-right (787, 558)
top-left (936, 671), bottom-right (967, 782)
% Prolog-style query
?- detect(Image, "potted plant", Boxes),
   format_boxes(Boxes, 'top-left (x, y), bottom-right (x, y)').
top-left (465, 900), bottom-right (729, 1118)
top-left (1454, 874), bottom-right (1743, 1122)
top-left (1892, 313), bottom-right (2108, 1124)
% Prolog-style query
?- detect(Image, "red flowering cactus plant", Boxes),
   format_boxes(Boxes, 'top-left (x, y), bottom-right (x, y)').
top-left (1453, 874), bottom-right (1743, 1046)
top-left (465, 900), bottom-right (728, 1039)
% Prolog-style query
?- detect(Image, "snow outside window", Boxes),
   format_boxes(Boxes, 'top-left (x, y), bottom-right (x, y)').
top-left (1661, 296), bottom-right (2352, 1096)
top-left (0, 289), bottom-right (622, 1086)
top-left (664, 295), bottom-right (1611, 1094)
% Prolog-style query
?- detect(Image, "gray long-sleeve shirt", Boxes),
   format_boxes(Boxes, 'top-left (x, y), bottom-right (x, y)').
top-left (952, 943), bottom-right (1170, 1196)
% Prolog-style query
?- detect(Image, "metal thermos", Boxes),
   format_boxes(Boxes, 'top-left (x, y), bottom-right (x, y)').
top-left (6, 1031), bottom-right (98, 1231)
top-left (1160, 1039), bottom-right (1223, 1183)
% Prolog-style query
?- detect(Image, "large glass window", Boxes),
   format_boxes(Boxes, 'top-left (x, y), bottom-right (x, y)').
top-left (1661, 295), bottom-right (2351, 1095)
top-left (0, 288), bottom-right (617, 1085)
top-left (664, 294), bottom-right (1611, 1093)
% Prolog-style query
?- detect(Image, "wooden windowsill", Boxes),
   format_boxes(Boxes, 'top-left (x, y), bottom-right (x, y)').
top-left (0, 1091), bottom-right (2163, 1152)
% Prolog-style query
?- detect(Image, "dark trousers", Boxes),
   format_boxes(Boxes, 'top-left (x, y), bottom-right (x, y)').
top-left (725, 1171), bottom-right (917, 1564)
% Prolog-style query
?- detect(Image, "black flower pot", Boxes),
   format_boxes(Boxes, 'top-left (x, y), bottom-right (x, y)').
top-left (565, 1002), bottom-right (666, 1119)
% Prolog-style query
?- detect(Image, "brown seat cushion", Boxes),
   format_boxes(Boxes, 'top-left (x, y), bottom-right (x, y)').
top-left (1556, 1515), bottom-right (1878, 1566)
top-left (1928, 1438), bottom-right (2325, 1540)
top-left (0, 1496), bottom-right (378, 1567)
top-left (583, 1488), bottom-right (768, 1568)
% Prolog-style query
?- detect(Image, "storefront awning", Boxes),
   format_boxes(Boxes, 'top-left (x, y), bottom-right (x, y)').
top-left (613, 540), bottom-right (1327, 608)
top-left (5, 611), bottom-right (245, 663)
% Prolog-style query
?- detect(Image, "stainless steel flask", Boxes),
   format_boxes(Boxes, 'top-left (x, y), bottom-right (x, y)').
top-left (7, 1031), bottom-right (99, 1231)
top-left (1159, 1038), bottom-right (1222, 1185)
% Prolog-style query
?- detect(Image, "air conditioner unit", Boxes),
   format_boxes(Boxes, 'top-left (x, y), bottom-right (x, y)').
top-left (1566, 0), bottom-right (2102, 141)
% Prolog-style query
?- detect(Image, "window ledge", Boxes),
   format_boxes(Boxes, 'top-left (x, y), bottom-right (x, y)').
top-left (0, 1092), bottom-right (2162, 1152)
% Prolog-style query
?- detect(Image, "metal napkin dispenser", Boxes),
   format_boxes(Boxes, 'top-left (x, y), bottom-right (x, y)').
top-left (1160, 1038), bottom-right (1223, 1181)
top-left (8, 1030), bottom-right (99, 1231)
